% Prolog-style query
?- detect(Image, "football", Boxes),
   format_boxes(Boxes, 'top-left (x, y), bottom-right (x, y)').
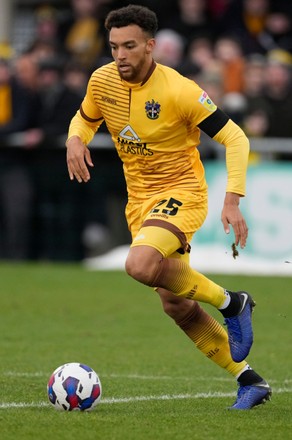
top-left (47, 362), bottom-right (102, 411)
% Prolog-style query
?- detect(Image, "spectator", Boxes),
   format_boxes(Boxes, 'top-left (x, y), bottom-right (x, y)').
top-left (11, 3), bottom-right (63, 57)
top-left (20, 56), bottom-right (84, 260)
top-left (184, 35), bottom-right (215, 72)
top-left (261, 50), bottom-right (292, 139)
top-left (59, 0), bottom-right (109, 69)
top-left (241, 54), bottom-right (269, 137)
top-left (241, 49), bottom-right (292, 157)
top-left (63, 61), bottom-right (90, 98)
top-left (214, 35), bottom-right (246, 93)
top-left (0, 53), bottom-right (36, 259)
top-left (27, 38), bottom-right (62, 65)
top-left (0, 57), bottom-right (35, 137)
top-left (242, 108), bottom-right (269, 139)
top-left (14, 53), bottom-right (39, 92)
top-left (208, 35), bottom-right (247, 124)
top-left (217, 0), bottom-right (270, 55)
top-left (34, 4), bottom-right (60, 44)
top-left (24, 56), bottom-right (81, 148)
top-left (263, 3), bottom-right (292, 53)
top-left (153, 29), bottom-right (185, 69)
top-left (163, 0), bottom-right (215, 45)
top-left (13, 53), bottom-right (41, 131)
top-left (243, 54), bottom-right (266, 100)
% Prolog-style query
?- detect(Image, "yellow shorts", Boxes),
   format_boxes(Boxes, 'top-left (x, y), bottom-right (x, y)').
top-left (126, 189), bottom-right (208, 260)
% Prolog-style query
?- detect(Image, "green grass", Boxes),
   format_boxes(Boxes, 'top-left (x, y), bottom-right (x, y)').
top-left (0, 263), bottom-right (291, 440)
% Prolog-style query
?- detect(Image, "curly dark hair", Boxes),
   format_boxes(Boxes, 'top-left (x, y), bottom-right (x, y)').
top-left (105, 4), bottom-right (158, 37)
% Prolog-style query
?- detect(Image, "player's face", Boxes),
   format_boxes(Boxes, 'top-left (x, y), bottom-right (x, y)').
top-left (109, 25), bottom-right (155, 83)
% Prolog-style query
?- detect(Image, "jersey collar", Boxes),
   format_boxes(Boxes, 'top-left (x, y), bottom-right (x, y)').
top-left (141, 59), bottom-right (156, 86)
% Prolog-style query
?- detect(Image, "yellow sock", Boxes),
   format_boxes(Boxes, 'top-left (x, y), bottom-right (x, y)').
top-left (176, 302), bottom-right (247, 377)
top-left (153, 258), bottom-right (226, 308)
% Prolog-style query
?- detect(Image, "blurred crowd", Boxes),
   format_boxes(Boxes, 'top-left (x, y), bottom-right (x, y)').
top-left (1, 0), bottom-right (291, 144)
top-left (0, 0), bottom-right (292, 261)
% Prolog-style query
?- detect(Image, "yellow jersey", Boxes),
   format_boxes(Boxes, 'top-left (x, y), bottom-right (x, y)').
top-left (68, 61), bottom-right (249, 199)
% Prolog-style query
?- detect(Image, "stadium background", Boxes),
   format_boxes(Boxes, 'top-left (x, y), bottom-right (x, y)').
top-left (0, 0), bottom-right (291, 275)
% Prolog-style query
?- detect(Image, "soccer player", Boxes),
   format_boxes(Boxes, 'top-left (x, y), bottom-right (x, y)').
top-left (66, 4), bottom-right (271, 409)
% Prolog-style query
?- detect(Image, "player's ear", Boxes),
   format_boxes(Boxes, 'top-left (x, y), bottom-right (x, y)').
top-left (146, 38), bottom-right (155, 54)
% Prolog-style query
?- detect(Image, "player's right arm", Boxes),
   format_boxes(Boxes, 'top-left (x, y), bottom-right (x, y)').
top-left (66, 73), bottom-right (104, 183)
top-left (66, 134), bottom-right (94, 183)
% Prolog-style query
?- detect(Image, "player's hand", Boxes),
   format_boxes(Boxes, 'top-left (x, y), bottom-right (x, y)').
top-left (221, 192), bottom-right (248, 249)
top-left (66, 136), bottom-right (94, 183)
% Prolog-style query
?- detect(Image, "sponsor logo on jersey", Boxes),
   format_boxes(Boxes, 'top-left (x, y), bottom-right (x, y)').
top-left (198, 91), bottom-right (216, 112)
top-left (117, 125), bottom-right (153, 156)
top-left (145, 99), bottom-right (161, 119)
top-left (119, 124), bottom-right (141, 141)
top-left (117, 137), bottom-right (153, 156)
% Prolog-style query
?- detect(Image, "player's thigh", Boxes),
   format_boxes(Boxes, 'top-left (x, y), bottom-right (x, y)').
top-left (127, 190), bottom-right (208, 257)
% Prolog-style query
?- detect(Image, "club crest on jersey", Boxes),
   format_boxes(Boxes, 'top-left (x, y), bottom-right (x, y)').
top-left (145, 99), bottom-right (161, 119)
top-left (198, 91), bottom-right (216, 112)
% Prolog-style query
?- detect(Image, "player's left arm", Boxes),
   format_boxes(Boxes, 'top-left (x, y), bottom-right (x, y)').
top-left (198, 109), bottom-right (250, 249)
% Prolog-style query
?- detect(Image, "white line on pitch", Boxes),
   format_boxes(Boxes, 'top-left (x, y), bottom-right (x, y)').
top-left (0, 388), bottom-right (291, 410)
top-left (2, 371), bottom-right (234, 381)
top-left (3, 371), bottom-right (292, 385)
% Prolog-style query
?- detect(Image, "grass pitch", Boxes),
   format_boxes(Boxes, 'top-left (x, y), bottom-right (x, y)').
top-left (0, 263), bottom-right (291, 440)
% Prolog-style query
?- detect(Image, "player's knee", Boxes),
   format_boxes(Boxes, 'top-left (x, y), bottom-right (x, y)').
top-left (125, 246), bottom-right (163, 286)
top-left (125, 254), bottom-right (157, 285)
